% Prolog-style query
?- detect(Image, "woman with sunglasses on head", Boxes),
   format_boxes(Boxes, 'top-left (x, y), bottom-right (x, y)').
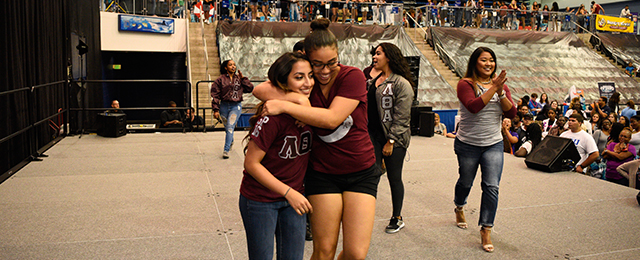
top-left (240, 52), bottom-right (314, 260)
top-left (453, 47), bottom-right (516, 253)
top-left (253, 18), bottom-right (379, 260)
top-left (368, 43), bottom-right (414, 234)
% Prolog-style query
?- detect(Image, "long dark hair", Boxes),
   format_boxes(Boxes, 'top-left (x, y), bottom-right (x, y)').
top-left (244, 52), bottom-right (310, 153)
top-left (609, 122), bottom-right (625, 143)
top-left (304, 18), bottom-right (338, 55)
top-left (464, 47), bottom-right (497, 90)
top-left (220, 60), bottom-right (232, 75)
top-left (375, 43), bottom-right (415, 88)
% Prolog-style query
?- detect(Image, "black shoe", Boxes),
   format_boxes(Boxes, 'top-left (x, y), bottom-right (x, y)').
top-left (305, 223), bottom-right (313, 241)
top-left (385, 216), bottom-right (405, 234)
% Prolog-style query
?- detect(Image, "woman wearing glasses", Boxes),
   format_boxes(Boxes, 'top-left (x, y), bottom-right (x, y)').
top-left (254, 18), bottom-right (378, 260)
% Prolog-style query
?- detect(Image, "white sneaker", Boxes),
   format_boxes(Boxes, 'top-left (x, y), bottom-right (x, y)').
top-left (222, 151), bottom-right (229, 159)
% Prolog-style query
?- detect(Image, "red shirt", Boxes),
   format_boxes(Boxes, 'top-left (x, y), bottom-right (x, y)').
top-left (210, 73), bottom-right (254, 112)
top-left (308, 64), bottom-right (375, 174)
top-left (240, 114), bottom-right (313, 202)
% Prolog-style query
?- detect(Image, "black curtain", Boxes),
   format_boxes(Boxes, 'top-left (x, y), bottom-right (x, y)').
top-left (1, 0), bottom-right (101, 182)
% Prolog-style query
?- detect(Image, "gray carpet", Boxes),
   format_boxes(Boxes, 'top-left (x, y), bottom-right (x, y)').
top-left (0, 132), bottom-right (638, 259)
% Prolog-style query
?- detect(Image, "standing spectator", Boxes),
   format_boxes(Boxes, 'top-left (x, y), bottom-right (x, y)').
top-left (609, 92), bottom-right (621, 115)
top-left (240, 52), bottom-right (314, 260)
top-left (602, 128), bottom-right (636, 186)
top-left (620, 5), bottom-right (632, 19)
top-left (591, 1), bottom-right (604, 15)
top-left (368, 43), bottom-right (414, 234)
top-left (621, 100), bottom-right (637, 120)
top-left (541, 4), bottom-right (549, 31)
top-left (161, 101), bottom-right (183, 128)
top-left (549, 2), bottom-right (560, 32)
top-left (562, 7), bottom-right (575, 32)
top-left (454, 0), bottom-right (463, 27)
top-left (290, 0), bottom-right (300, 22)
top-left (211, 59), bottom-right (255, 159)
top-left (591, 96), bottom-right (612, 119)
top-left (592, 118), bottom-right (611, 154)
top-left (439, 0), bottom-right (449, 27)
top-left (576, 4), bottom-right (588, 33)
top-left (590, 112), bottom-right (601, 132)
top-left (361, 0), bottom-right (369, 24)
top-left (560, 113), bottom-right (599, 174)
top-left (499, 1), bottom-right (509, 29)
top-left (530, 1), bottom-right (539, 30)
top-left (452, 47), bottom-right (516, 253)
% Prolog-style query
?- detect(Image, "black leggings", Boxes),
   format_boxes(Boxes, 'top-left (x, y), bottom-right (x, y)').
top-left (371, 133), bottom-right (407, 217)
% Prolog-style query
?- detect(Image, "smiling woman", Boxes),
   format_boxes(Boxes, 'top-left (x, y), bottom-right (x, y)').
top-left (453, 46), bottom-right (516, 253)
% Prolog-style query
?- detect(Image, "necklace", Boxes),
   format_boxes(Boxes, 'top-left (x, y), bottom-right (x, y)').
top-left (479, 78), bottom-right (492, 84)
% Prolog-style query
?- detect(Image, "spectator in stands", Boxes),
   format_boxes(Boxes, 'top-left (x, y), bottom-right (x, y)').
top-left (530, 1), bottom-right (539, 31)
top-left (502, 118), bottom-right (519, 154)
top-left (290, 0), bottom-right (300, 22)
top-left (439, 0), bottom-right (449, 27)
top-left (549, 2), bottom-right (560, 32)
top-left (619, 116), bottom-right (630, 128)
top-left (518, 104), bottom-right (530, 115)
top-left (540, 4), bottom-right (549, 31)
top-left (565, 97), bottom-right (586, 118)
top-left (620, 5), bottom-right (632, 19)
top-left (591, 1), bottom-right (604, 15)
top-left (368, 42), bottom-right (414, 234)
top-left (625, 62), bottom-right (636, 77)
top-left (563, 6), bottom-right (575, 32)
top-left (576, 4), bottom-right (588, 33)
top-left (183, 107), bottom-right (204, 130)
top-left (106, 99), bottom-right (123, 113)
top-left (550, 100), bottom-right (562, 116)
top-left (609, 92), bottom-right (621, 115)
top-left (628, 115), bottom-right (640, 152)
top-left (621, 100), bottom-right (637, 120)
top-left (454, 0), bottom-right (464, 27)
top-left (593, 118), bottom-right (611, 154)
top-left (590, 112), bottom-right (601, 132)
top-left (452, 47), bottom-right (516, 253)
top-left (538, 93), bottom-right (549, 107)
top-left (607, 112), bottom-right (618, 125)
top-left (249, 0), bottom-right (258, 21)
top-left (161, 101), bottom-right (184, 128)
top-left (514, 120), bottom-right (542, 157)
top-left (561, 113), bottom-right (599, 173)
top-left (239, 52), bottom-right (313, 260)
top-left (528, 93), bottom-right (542, 115)
top-left (548, 115), bottom-right (567, 136)
top-left (603, 128), bottom-right (636, 186)
top-left (211, 59), bottom-right (255, 159)
top-left (542, 109), bottom-right (557, 136)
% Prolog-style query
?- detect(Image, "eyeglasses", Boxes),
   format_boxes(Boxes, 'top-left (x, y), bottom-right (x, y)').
top-left (311, 59), bottom-right (339, 70)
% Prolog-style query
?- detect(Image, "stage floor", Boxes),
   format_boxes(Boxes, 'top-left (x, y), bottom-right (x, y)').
top-left (0, 132), bottom-right (639, 259)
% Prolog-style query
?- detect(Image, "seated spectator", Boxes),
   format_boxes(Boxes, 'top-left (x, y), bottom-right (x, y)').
top-left (434, 113), bottom-right (447, 136)
top-left (183, 107), bottom-right (204, 130)
top-left (625, 62), bottom-right (635, 77)
top-left (518, 104), bottom-right (530, 115)
top-left (541, 109), bottom-right (557, 136)
top-left (603, 128), bottom-right (636, 186)
top-left (528, 93), bottom-right (542, 115)
top-left (105, 99), bottom-right (123, 113)
top-left (619, 115), bottom-right (630, 128)
top-left (548, 116), bottom-right (567, 137)
top-left (565, 97), bottom-right (586, 119)
top-left (592, 118), bottom-right (612, 155)
top-left (589, 112), bottom-right (600, 132)
top-left (514, 113), bottom-right (534, 151)
top-left (560, 113), bottom-right (599, 173)
top-left (628, 115), bottom-right (640, 152)
top-left (515, 121), bottom-right (542, 157)
top-left (502, 118), bottom-right (519, 154)
top-left (161, 101), bottom-right (183, 128)
top-left (620, 100), bottom-right (637, 120)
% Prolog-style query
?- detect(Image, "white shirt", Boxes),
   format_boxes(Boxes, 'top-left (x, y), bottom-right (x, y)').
top-left (560, 129), bottom-right (599, 167)
top-left (620, 8), bottom-right (631, 18)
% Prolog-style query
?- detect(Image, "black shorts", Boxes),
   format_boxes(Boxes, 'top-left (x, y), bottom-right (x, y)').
top-left (305, 164), bottom-right (382, 198)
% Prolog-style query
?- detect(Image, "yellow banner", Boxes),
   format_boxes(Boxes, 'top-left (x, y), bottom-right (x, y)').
top-left (595, 15), bottom-right (634, 33)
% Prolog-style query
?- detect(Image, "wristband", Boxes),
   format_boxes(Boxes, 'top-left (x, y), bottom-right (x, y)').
top-left (283, 187), bottom-right (291, 197)
top-left (499, 93), bottom-right (506, 99)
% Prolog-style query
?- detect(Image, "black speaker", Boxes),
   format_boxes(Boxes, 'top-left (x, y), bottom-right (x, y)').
top-left (525, 135), bottom-right (580, 172)
top-left (419, 111), bottom-right (435, 137)
top-left (97, 113), bottom-right (127, 137)
top-left (411, 106), bottom-right (432, 135)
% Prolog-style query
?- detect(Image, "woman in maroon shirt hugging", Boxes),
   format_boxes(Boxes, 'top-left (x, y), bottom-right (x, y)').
top-left (453, 47), bottom-right (516, 253)
top-left (240, 52), bottom-right (314, 260)
top-left (253, 18), bottom-right (379, 260)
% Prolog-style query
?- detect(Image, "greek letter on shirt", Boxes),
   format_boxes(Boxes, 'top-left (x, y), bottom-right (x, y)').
top-left (381, 83), bottom-right (394, 122)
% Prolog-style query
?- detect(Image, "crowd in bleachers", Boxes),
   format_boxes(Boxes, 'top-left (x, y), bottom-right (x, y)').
top-left (433, 90), bottom-right (640, 189)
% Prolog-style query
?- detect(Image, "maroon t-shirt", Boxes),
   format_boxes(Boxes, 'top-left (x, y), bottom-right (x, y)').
top-left (308, 64), bottom-right (376, 175)
top-left (240, 114), bottom-right (313, 202)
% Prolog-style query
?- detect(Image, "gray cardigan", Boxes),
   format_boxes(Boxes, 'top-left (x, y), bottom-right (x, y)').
top-left (372, 73), bottom-right (414, 148)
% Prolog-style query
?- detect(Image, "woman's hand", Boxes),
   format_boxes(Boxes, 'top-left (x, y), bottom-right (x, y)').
top-left (285, 189), bottom-right (313, 216)
top-left (262, 100), bottom-right (288, 116)
top-left (383, 141), bottom-right (394, 156)
top-left (492, 70), bottom-right (507, 95)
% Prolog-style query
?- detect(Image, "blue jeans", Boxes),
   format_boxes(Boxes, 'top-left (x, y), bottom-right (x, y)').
top-left (453, 138), bottom-right (504, 227)
top-left (290, 3), bottom-right (299, 22)
top-left (239, 194), bottom-right (306, 260)
top-left (220, 101), bottom-right (242, 152)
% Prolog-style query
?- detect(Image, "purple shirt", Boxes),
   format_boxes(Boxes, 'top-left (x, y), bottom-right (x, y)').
top-left (605, 142), bottom-right (636, 180)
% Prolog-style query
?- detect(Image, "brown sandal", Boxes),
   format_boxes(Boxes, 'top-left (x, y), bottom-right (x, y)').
top-left (454, 207), bottom-right (467, 229)
top-left (480, 226), bottom-right (494, 253)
